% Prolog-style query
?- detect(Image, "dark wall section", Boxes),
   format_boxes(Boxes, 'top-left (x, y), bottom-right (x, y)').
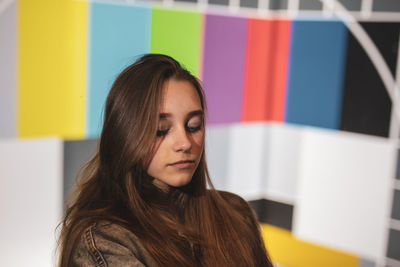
top-left (209, 0), bottom-right (229, 6)
top-left (396, 150), bottom-right (400, 180)
top-left (373, 0), bottom-right (400, 12)
top-left (249, 199), bottom-right (293, 231)
top-left (338, 0), bottom-right (361, 11)
top-left (340, 22), bottom-right (400, 137)
top-left (240, 0), bottom-right (258, 8)
top-left (391, 190), bottom-right (400, 220)
top-left (269, 0), bottom-right (288, 10)
top-left (63, 139), bottom-right (98, 207)
top-left (387, 229), bottom-right (400, 260)
top-left (299, 0), bottom-right (322, 10)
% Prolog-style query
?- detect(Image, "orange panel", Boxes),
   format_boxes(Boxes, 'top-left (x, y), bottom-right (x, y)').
top-left (242, 19), bottom-right (291, 122)
top-left (270, 20), bottom-right (291, 121)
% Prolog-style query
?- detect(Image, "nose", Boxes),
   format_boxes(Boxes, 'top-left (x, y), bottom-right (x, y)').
top-left (173, 127), bottom-right (192, 152)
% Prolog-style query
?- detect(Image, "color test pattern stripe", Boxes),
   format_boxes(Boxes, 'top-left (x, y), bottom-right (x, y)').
top-left (18, 0), bottom-right (88, 138)
top-left (339, 22), bottom-right (396, 138)
top-left (242, 18), bottom-right (291, 122)
top-left (285, 19), bottom-right (348, 129)
top-left (87, 3), bottom-right (151, 138)
top-left (151, 8), bottom-right (203, 77)
top-left (202, 14), bottom-right (247, 124)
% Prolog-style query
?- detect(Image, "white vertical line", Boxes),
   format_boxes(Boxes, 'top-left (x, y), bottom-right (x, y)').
top-left (389, 34), bottom-right (400, 140)
top-left (258, 0), bottom-right (269, 15)
top-left (361, 0), bottom-right (373, 19)
top-left (163, 0), bottom-right (173, 7)
top-left (229, 0), bottom-right (240, 12)
top-left (197, 0), bottom-right (208, 9)
top-left (322, 0), bottom-right (334, 17)
top-left (230, 0), bottom-right (240, 7)
top-left (287, 0), bottom-right (299, 16)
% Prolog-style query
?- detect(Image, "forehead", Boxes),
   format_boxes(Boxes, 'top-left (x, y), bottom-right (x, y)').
top-left (160, 79), bottom-right (202, 113)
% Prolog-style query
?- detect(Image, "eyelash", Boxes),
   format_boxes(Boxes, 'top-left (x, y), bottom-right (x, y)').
top-left (187, 125), bottom-right (202, 133)
top-left (156, 129), bottom-right (169, 137)
top-left (156, 125), bottom-right (202, 137)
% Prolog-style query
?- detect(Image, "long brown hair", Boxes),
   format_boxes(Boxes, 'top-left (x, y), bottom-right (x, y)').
top-left (58, 54), bottom-right (272, 266)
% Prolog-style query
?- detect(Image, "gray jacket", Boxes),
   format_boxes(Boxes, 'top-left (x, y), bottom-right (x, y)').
top-left (72, 221), bottom-right (158, 267)
top-left (71, 191), bottom-right (261, 266)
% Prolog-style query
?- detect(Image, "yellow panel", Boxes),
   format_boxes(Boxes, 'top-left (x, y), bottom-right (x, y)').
top-left (18, 0), bottom-right (87, 138)
top-left (261, 224), bottom-right (359, 267)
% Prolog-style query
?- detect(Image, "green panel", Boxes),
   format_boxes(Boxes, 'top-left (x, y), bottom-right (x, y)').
top-left (151, 8), bottom-right (202, 76)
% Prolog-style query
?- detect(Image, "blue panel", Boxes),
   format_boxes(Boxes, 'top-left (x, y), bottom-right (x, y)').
top-left (285, 20), bottom-right (348, 129)
top-left (87, 3), bottom-right (151, 138)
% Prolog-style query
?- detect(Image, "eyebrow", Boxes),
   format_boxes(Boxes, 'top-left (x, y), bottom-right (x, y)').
top-left (159, 110), bottom-right (204, 120)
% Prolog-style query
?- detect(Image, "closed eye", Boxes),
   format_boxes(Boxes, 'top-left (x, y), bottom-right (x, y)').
top-left (186, 125), bottom-right (202, 133)
top-left (156, 129), bottom-right (169, 137)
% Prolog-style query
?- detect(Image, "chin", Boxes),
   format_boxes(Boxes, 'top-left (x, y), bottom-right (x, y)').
top-left (170, 175), bottom-right (193, 188)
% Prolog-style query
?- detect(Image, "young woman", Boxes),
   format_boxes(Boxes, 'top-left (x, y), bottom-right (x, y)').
top-left (58, 54), bottom-right (273, 266)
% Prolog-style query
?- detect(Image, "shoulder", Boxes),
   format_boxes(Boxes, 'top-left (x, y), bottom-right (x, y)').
top-left (216, 190), bottom-right (251, 212)
top-left (213, 190), bottom-right (258, 224)
top-left (72, 221), bottom-right (157, 267)
top-left (217, 190), bottom-right (247, 206)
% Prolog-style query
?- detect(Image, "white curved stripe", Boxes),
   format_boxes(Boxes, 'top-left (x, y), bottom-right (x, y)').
top-left (389, 34), bottom-right (400, 139)
top-left (319, 0), bottom-right (400, 125)
top-left (0, 0), bottom-right (14, 16)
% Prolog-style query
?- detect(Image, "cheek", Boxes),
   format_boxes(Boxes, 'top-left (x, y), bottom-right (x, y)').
top-left (193, 131), bottom-right (205, 150)
top-left (146, 144), bottom-right (165, 176)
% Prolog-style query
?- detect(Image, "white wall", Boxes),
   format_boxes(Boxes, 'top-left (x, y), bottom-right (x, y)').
top-left (0, 138), bottom-right (64, 267)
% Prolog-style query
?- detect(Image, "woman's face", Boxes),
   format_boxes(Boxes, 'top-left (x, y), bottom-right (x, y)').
top-left (147, 78), bottom-right (205, 190)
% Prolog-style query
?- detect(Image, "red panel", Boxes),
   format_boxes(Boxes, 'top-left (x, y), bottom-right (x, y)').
top-left (271, 20), bottom-right (291, 121)
top-left (242, 19), bottom-right (291, 122)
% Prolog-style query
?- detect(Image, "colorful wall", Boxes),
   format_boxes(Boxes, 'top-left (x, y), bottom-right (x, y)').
top-left (1, 0), bottom-right (400, 266)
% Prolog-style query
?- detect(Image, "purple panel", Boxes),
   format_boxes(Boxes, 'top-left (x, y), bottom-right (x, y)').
top-left (202, 15), bottom-right (247, 124)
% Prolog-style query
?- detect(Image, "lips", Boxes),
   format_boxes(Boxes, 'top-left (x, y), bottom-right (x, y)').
top-left (169, 160), bottom-right (195, 169)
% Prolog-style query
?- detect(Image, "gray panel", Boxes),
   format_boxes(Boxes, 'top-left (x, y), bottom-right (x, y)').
top-left (387, 229), bottom-right (400, 260)
top-left (248, 199), bottom-right (293, 231)
top-left (240, 0), bottom-right (258, 8)
top-left (396, 150), bottom-right (400, 180)
top-left (63, 139), bottom-right (98, 205)
top-left (338, 0), bottom-right (361, 11)
top-left (0, 1), bottom-right (16, 138)
top-left (269, 0), bottom-right (288, 10)
top-left (373, 0), bottom-right (400, 12)
top-left (205, 126), bottom-right (230, 190)
top-left (299, 0), bottom-right (322, 10)
top-left (359, 258), bottom-right (375, 267)
top-left (209, 0), bottom-right (229, 6)
top-left (391, 190), bottom-right (400, 220)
